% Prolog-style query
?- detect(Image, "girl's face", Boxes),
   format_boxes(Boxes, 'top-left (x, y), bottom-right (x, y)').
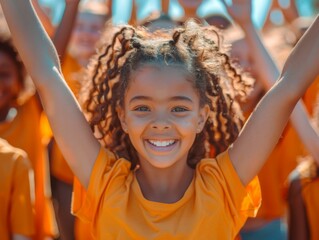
top-left (118, 66), bottom-right (209, 169)
top-left (69, 12), bottom-right (105, 60)
top-left (0, 51), bottom-right (21, 110)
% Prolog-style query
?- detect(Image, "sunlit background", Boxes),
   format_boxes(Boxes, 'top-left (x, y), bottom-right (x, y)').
top-left (39, 0), bottom-right (318, 28)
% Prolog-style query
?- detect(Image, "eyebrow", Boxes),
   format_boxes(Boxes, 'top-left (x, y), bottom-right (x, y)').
top-left (129, 96), bottom-right (194, 104)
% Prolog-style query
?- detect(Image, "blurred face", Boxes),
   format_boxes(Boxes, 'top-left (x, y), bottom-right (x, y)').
top-left (69, 12), bottom-right (105, 60)
top-left (230, 39), bottom-right (255, 76)
top-left (118, 66), bottom-right (209, 169)
top-left (0, 51), bottom-right (21, 110)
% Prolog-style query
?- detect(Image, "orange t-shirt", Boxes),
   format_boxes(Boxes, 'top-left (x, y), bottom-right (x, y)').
top-left (73, 148), bottom-right (261, 239)
top-left (302, 76), bottom-right (319, 115)
top-left (0, 96), bottom-right (58, 239)
top-left (256, 122), bottom-right (306, 219)
top-left (0, 139), bottom-right (35, 239)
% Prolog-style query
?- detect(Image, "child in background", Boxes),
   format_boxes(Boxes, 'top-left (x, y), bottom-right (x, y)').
top-left (286, 16), bottom-right (319, 240)
top-left (0, 25), bottom-right (58, 239)
top-left (288, 126), bottom-right (319, 240)
top-left (221, 2), bottom-right (300, 239)
top-left (221, 1), bottom-right (319, 239)
top-left (1, 0), bottom-right (319, 239)
top-left (68, 1), bottom-right (110, 70)
top-left (0, 138), bottom-right (35, 240)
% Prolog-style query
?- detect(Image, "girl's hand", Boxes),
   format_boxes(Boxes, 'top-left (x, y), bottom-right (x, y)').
top-left (220, 0), bottom-right (253, 26)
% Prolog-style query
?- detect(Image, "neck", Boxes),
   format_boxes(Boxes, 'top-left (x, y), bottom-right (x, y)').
top-left (135, 159), bottom-right (194, 203)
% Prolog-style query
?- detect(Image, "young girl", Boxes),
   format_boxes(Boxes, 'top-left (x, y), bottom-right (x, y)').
top-left (1, 0), bottom-right (318, 239)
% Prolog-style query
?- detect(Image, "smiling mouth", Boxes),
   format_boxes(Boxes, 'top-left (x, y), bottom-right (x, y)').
top-left (147, 139), bottom-right (176, 147)
top-left (145, 139), bottom-right (178, 152)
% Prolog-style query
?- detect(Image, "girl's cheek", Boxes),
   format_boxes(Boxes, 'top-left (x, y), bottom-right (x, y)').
top-left (173, 116), bottom-right (198, 131)
top-left (126, 114), bottom-right (152, 128)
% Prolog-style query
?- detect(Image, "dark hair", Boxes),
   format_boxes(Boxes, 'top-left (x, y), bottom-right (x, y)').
top-left (0, 34), bottom-right (25, 88)
top-left (80, 20), bottom-right (253, 169)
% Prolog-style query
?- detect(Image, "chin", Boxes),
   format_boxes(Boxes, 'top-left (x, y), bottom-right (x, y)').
top-left (143, 155), bottom-right (182, 169)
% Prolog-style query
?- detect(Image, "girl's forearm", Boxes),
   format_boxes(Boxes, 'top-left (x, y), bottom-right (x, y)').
top-left (0, 0), bottom-right (61, 89)
top-left (280, 15), bottom-right (319, 98)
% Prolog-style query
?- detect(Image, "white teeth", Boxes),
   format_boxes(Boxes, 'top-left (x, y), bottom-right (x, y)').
top-left (148, 140), bottom-right (175, 147)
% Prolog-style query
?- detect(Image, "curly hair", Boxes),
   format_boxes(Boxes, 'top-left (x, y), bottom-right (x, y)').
top-left (80, 20), bottom-right (253, 169)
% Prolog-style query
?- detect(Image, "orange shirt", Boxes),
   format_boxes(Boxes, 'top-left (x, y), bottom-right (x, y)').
top-left (73, 147), bottom-right (261, 239)
top-left (256, 123), bottom-right (307, 219)
top-left (0, 96), bottom-right (58, 239)
top-left (302, 76), bottom-right (319, 115)
top-left (0, 139), bottom-right (35, 239)
top-left (62, 53), bottom-right (82, 97)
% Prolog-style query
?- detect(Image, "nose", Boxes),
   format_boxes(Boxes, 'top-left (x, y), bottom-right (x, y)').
top-left (150, 113), bottom-right (171, 130)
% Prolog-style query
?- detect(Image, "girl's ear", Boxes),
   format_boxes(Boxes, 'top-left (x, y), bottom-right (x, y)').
top-left (197, 104), bottom-right (210, 133)
top-left (116, 106), bottom-right (128, 133)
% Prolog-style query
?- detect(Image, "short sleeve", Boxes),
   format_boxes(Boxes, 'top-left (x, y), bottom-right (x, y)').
top-left (217, 151), bottom-right (261, 217)
top-left (10, 154), bottom-right (35, 236)
top-left (198, 150), bottom-right (261, 233)
top-left (72, 147), bottom-right (131, 222)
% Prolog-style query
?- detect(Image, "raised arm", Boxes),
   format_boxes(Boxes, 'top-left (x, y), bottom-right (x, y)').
top-left (223, 0), bottom-right (319, 185)
top-left (53, 0), bottom-right (80, 61)
top-left (223, 0), bottom-right (319, 167)
top-left (0, 0), bottom-right (100, 188)
top-left (31, 0), bottom-right (55, 37)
